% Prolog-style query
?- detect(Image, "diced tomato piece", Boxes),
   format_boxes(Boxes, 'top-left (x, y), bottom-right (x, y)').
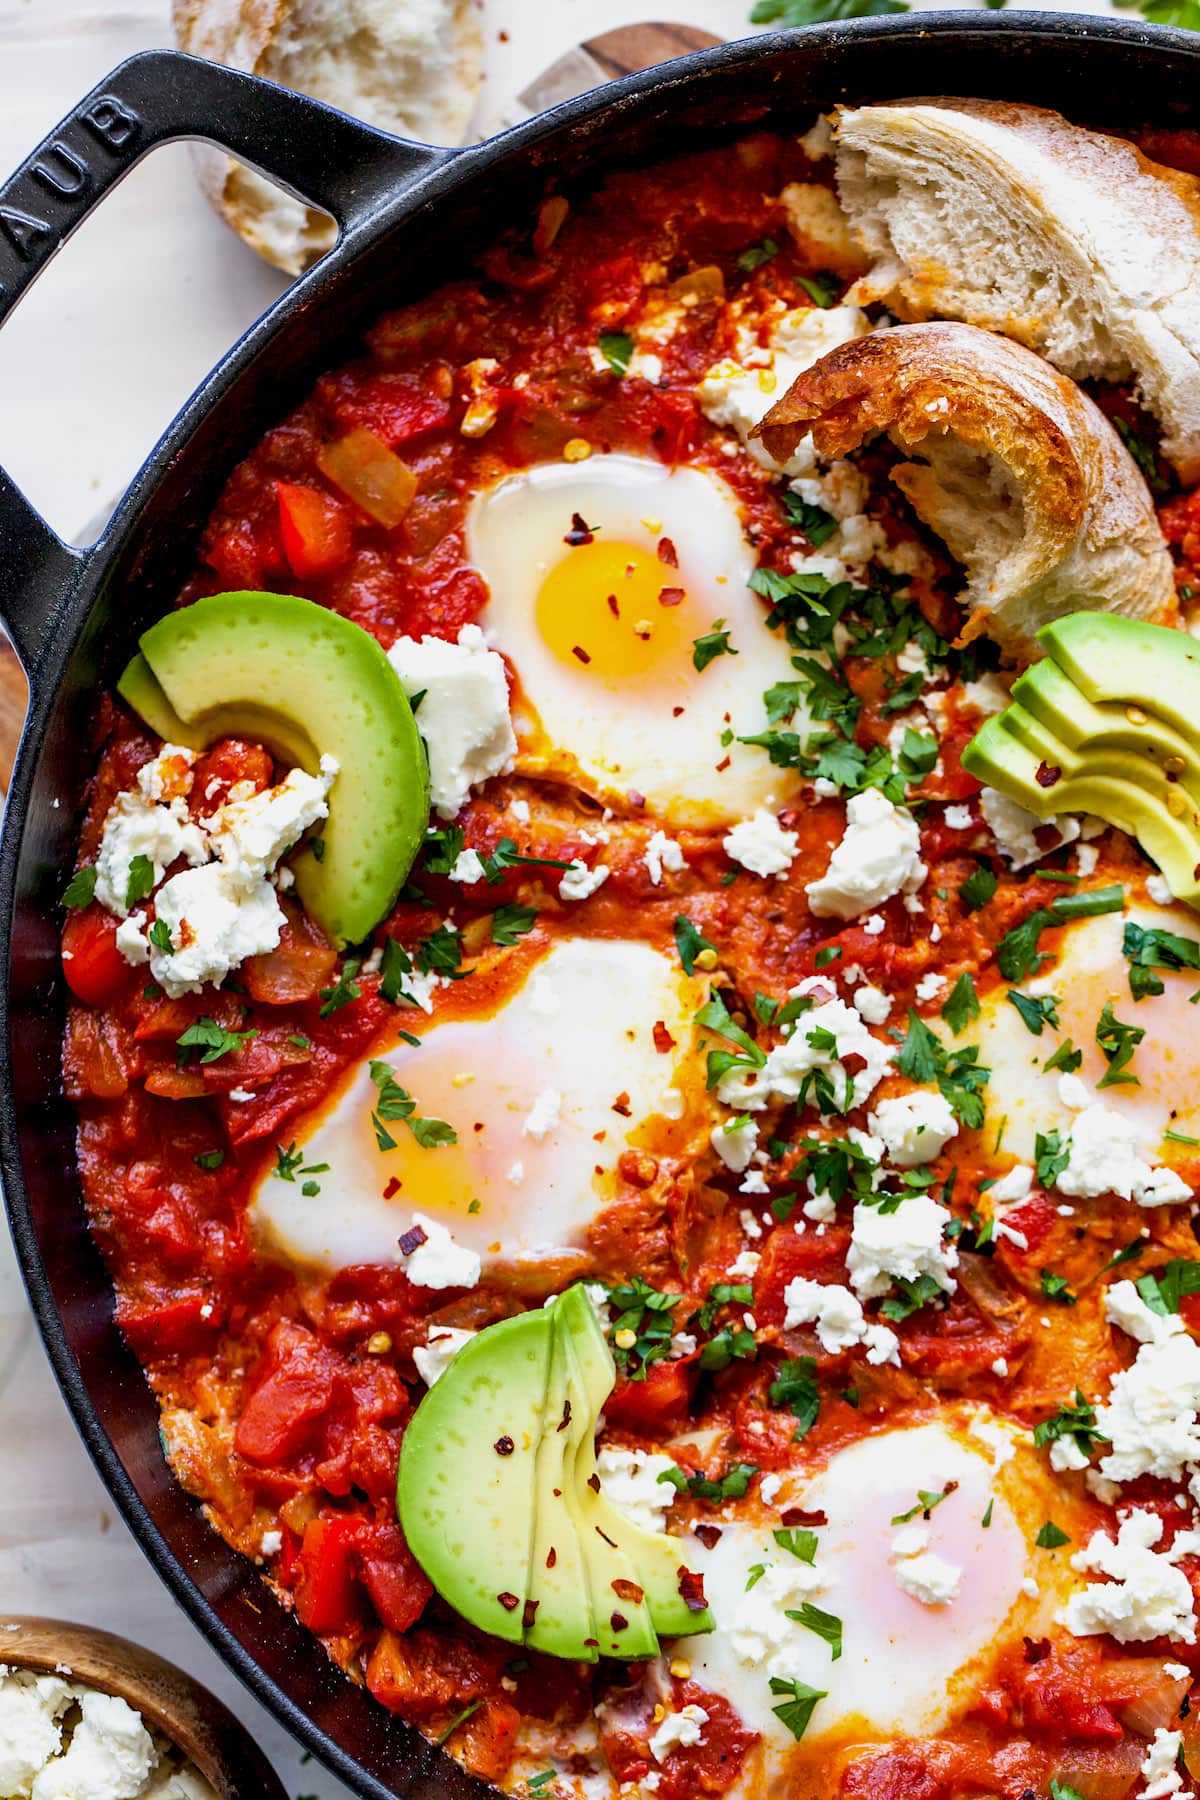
top-left (357, 1522), bottom-right (433, 1633)
top-left (366, 1628), bottom-right (498, 1720)
top-left (243, 908), bottom-right (337, 1005)
top-left (754, 1227), bottom-right (851, 1325)
top-left (234, 1321), bottom-right (340, 1464)
top-left (62, 1008), bottom-right (131, 1100)
top-left (62, 905), bottom-right (131, 1006)
top-left (117, 1292), bottom-right (223, 1359)
top-left (840, 1747), bottom-right (950, 1800)
top-left (605, 1358), bottom-right (697, 1435)
top-left (276, 481), bottom-right (353, 581)
top-left (294, 1512), bottom-right (369, 1634)
top-left (456, 1697), bottom-right (521, 1784)
top-left (655, 1683), bottom-right (759, 1800)
top-left (189, 738), bottom-right (273, 814)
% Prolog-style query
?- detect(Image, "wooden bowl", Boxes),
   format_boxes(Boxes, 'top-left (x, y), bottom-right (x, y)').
top-left (0, 1616), bottom-right (290, 1800)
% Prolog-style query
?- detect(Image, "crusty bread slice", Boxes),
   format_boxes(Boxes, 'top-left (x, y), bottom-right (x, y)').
top-left (173, 0), bottom-right (484, 274)
top-left (753, 321), bottom-right (1176, 661)
top-left (834, 100), bottom-right (1200, 484)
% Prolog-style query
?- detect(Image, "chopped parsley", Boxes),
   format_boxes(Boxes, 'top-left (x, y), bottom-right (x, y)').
top-left (379, 937), bottom-right (416, 1005)
top-left (660, 1462), bottom-right (758, 1502)
top-left (125, 854), bottom-right (155, 910)
top-left (481, 837), bottom-right (572, 885)
top-left (193, 1149), bottom-right (225, 1171)
top-left (775, 1526), bottom-right (819, 1563)
top-left (597, 331), bottom-right (633, 376)
top-left (1136, 1259), bottom-right (1200, 1315)
top-left (1095, 999), bottom-right (1144, 1089)
top-left (894, 1008), bottom-right (989, 1127)
top-left (737, 237), bottom-right (779, 272)
top-left (1006, 989), bottom-right (1060, 1036)
top-left (1033, 1391), bottom-right (1106, 1458)
top-left (607, 1277), bottom-right (679, 1378)
top-left (1036, 1521), bottom-right (1070, 1549)
top-left (1043, 1037), bottom-right (1083, 1075)
top-left (942, 973), bottom-right (980, 1035)
top-left (768, 1355), bottom-right (821, 1439)
top-left (1050, 1783), bottom-right (1087, 1800)
top-left (785, 1602), bottom-right (843, 1661)
top-left (997, 886), bottom-right (1125, 982)
top-left (176, 1017), bottom-right (257, 1065)
top-left (1034, 1129), bottom-right (1071, 1187)
top-left (693, 619), bottom-right (738, 672)
top-left (368, 1060), bottom-right (457, 1150)
top-left (421, 825), bottom-right (465, 873)
top-left (958, 864), bottom-right (997, 913)
top-left (434, 1700), bottom-right (483, 1747)
top-left (319, 954), bottom-right (363, 1017)
top-left (272, 1142), bottom-right (329, 1185)
top-left (415, 923), bottom-right (465, 979)
top-left (881, 1273), bottom-right (945, 1322)
top-left (767, 1676), bottom-right (827, 1742)
top-left (892, 1487), bottom-right (954, 1525)
top-left (491, 903), bottom-right (538, 946)
top-left (62, 865), bottom-right (97, 908)
top-left (1040, 1269), bottom-right (1076, 1305)
top-left (1123, 919), bottom-right (1200, 1001)
top-left (782, 489), bottom-right (838, 547)
top-left (696, 990), bottom-right (768, 1091)
top-left (797, 272), bottom-right (839, 308)
top-left (674, 914), bottom-right (718, 976)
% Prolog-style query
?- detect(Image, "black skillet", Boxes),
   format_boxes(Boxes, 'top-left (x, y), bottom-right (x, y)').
top-left (0, 16), bottom-right (1197, 1797)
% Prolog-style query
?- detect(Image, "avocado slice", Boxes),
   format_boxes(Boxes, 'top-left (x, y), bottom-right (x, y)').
top-left (1013, 656), bottom-right (1200, 781)
top-left (396, 1308), bottom-right (552, 1644)
top-left (118, 592), bottom-right (429, 946)
top-left (558, 1286), bottom-right (714, 1647)
top-left (995, 703), bottom-right (1200, 815)
top-left (1038, 613), bottom-right (1200, 747)
top-left (525, 1312), bottom-right (599, 1662)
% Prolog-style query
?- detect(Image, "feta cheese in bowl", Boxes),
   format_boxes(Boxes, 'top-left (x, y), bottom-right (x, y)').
top-left (0, 1619), bottom-right (288, 1800)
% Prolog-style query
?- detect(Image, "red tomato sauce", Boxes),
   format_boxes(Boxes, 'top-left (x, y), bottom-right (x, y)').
top-left (60, 130), bottom-right (1200, 1797)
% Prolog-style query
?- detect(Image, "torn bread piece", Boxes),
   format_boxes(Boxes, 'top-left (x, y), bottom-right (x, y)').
top-left (834, 99), bottom-right (1200, 483)
top-left (173, 0), bottom-right (484, 275)
top-left (753, 321), bottom-right (1175, 660)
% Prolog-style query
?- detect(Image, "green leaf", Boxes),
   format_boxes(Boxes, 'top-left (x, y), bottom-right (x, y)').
top-left (768, 1355), bottom-right (820, 1439)
top-left (881, 669), bottom-right (926, 717)
top-left (379, 937), bottom-right (415, 1005)
top-left (1006, 989), bottom-right (1060, 1036)
top-left (1034, 1129), bottom-right (1070, 1187)
top-left (797, 273), bottom-right (839, 308)
top-left (997, 909), bottom-right (1055, 982)
top-left (1136, 1259), bottom-right (1200, 1316)
top-left (767, 1676), bottom-right (827, 1742)
top-left (148, 917), bottom-right (172, 952)
top-left (1040, 1269), bottom-right (1076, 1305)
top-left (891, 1487), bottom-right (953, 1525)
top-left (774, 1526), bottom-right (819, 1563)
top-left (1050, 1783), bottom-right (1087, 1800)
top-left (1112, 414), bottom-right (1166, 490)
top-left (369, 1060), bottom-right (457, 1149)
top-left (737, 237), bottom-right (779, 273)
top-left (942, 973), bottom-right (980, 1035)
top-left (1036, 1521), bottom-right (1070, 1549)
top-left (176, 1016), bottom-right (257, 1065)
top-left (693, 618), bottom-right (738, 672)
top-left (125, 853), bottom-right (156, 910)
top-left (62, 865), bottom-right (97, 908)
top-left (1095, 999), bottom-right (1144, 1089)
top-left (608, 1276), bottom-right (680, 1378)
top-left (785, 1602), bottom-right (843, 1661)
top-left (435, 1700), bottom-right (483, 1747)
top-left (898, 727), bottom-right (938, 782)
top-left (1141, 0), bottom-right (1200, 24)
top-left (959, 864), bottom-right (997, 913)
top-left (320, 954), bottom-right (364, 1017)
top-left (881, 1273), bottom-right (944, 1322)
top-left (1123, 919), bottom-right (1200, 1002)
top-left (421, 825), bottom-right (465, 874)
top-left (598, 331), bottom-right (634, 376)
top-left (481, 837), bottom-right (572, 885)
top-left (193, 1149), bottom-right (225, 1171)
top-left (896, 1008), bottom-right (942, 1083)
top-left (764, 680), bottom-right (804, 724)
top-left (1043, 1037), bottom-right (1082, 1075)
top-left (674, 914), bottom-right (717, 976)
top-left (416, 923), bottom-right (465, 979)
top-left (491, 903), bottom-right (538, 947)
top-left (674, 1462), bottom-right (760, 1501)
top-left (1050, 884), bottom-right (1124, 921)
top-left (781, 490), bottom-right (838, 548)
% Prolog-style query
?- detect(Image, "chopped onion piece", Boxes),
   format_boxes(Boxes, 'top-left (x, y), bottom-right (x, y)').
top-left (317, 427), bottom-right (417, 528)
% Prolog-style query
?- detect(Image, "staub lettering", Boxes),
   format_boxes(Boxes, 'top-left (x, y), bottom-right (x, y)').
top-left (0, 208), bottom-right (51, 261)
top-left (31, 145), bottom-right (89, 200)
top-left (81, 97), bottom-right (140, 153)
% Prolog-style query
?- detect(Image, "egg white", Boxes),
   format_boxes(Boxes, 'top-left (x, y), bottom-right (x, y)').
top-left (249, 936), bottom-right (709, 1271)
top-left (467, 454), bottom-right (808, 826)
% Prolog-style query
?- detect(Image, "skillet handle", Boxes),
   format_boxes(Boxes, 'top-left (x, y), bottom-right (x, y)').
top-left (0, 47), bottom-right (453, 681)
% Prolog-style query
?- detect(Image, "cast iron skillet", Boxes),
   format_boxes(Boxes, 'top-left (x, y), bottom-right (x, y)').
top-left (1, 16), bottom-right (1198, 1797)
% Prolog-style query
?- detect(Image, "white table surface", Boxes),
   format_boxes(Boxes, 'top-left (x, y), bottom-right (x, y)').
top-left (0, 0), bottom-right (1124, 1793)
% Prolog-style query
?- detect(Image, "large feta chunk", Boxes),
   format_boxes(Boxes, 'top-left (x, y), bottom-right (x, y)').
top-left (387, 624), bottom-right (516, 820)
top-left (1061, 1510), bottom-right (1200, 1644)
top-left (149, 863), bottom-right (286, 997)
top-left (204, 756), bottom-right (337, 878)
top-left (715, 978), bottom-right (893, 1114)
top-left (0, 1671), bottom-right (68, 1797)
top-left (978, 786), bottom-right (1079, 870)
top-left (846, 1196), bottom-right (958, 1301)
top-left (597, 1446), bottom-right (680, 1534)
top-left (1056, 1105), bottom-right (1191, 1207)
top-left (648, 1705), bottom-right (708, 1764)
top-left (711, 1115), bottom-right (760, 1174)
top-left (1096, 1291), bottom-right (1200, 1493)
top-left (400, 1213), bottom-right (481, 1291)
top-left (30, 1689), bottom-right (156, 1800)
top-left (869, 1090), bottom-right (958, 1168)
top-left (782, 1276), bottom-right (899, 1365)
top-left (806, 788), bottom-right (926, 920)
top-left (93, 777), bottom-right (208, 916)
top-left (723, 810), bottom-right (798, 879)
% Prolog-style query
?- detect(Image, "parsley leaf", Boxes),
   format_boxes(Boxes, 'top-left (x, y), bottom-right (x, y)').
top-left (1136, 1259), bottom-right (1200, 1316)
top-left (663, 1462), bottom-right (759, 1502)
top-left (693, 619), bottom-right (738, 672)
top-left (958, 864), bottom-right (997, 913)
top-left (1035, 1129), bottom-right (1071, 1187)
top-left (607, 1277), bottom-right (679, 1378)
top-left (1123, 919), bottom-right (1200, 1001)
top-left (797, 272), bottom-right (839, 308)
top-left (1040, 1269), bottom-right (1076, 1305)
top-left (416, 924), bottom-right (465, 980)
top-left (785, 1602), bottom-right (843, 1661)
top-left (696, 991), bottom-right (767, 1090)
top-left (897, 726), bottom-right (938, 782)
top-left (1006, 989), bottom-right (1061, 1036)
top-left (1033, 1390), bottom-right (1106, 1457)
top-left (379, 937), bottom-right (415, 1005)
top-left (781, 490), bottom-right (838, 547)
top-left (193, 1149), bottom-right (224, 1171)
top-left (892, 1487), bottom-right (954, 1524)
top-left (1095, 1000), bottom-right (1144, 1089)
top-left (737, 237), bottom-right (779, 273)
top-left (320, 955), bottom-right (363, 1017)
top-left (673, 914), bottom-right (717, 976)
top-left (481, 838), bottom-right (572, 885)
top-left (942, 973), bottom-right (980, 1035)
top-left (767, 1676), bottom-right (827, 1742)
top-left (896, 1008), bottom-right (941, 1082)
top-left (1050, 1783), bottom-right (1087, 1800)
top-left (768, 1355), bottom-right (820, 1439)
top-left (1036, 1521), bottom-right (1070, 1549)
top-left (491, 903), bottom-right (538, 946)
top-left (775, 1526), bottom-right (819, 1563)
top-left (369, 1060), bottom-right (457, 1150)
top-left (125, 854), bottom-right (155, 910)
top-left (598, 331), bottom-right (633, 376)
top-left (176, 1017), bottom-right (257, 1065)
top-left (881, 1274), bottom-right (944, 1322)
top-left (1043, 1037), bottom-right (1083, 1075)
top-left (62, 865), bottom-right (97, 908)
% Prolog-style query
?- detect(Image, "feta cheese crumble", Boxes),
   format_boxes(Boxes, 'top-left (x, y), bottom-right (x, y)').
top-left (400, 1213), bottom-right (481, 1291)
top-left (644, 831), bottom-right (685, 887)
top-left (523, 1088), bottom-right (563, 1141)
top-left (0, 1665), bottom-right (218, 1800)
top-left (648, 1705), bottom-right (708, 1764)
top-left (387, 624), bottom-right (517, 819)
top-left (413, 1326), bottom-right (477, 1388)
top-left (715, 978), bottom-right (893, 1115)
top-left (806, 788), bottom-right (927, 920)
top-left (891, 1531), bottom-right (962, 1607)
top-left (1061, 1510), bottom-right (1200, 1644)
top-left (723, 810), bottom-right (799, 879)
top-left (852, 983), bottom-right (891, 1025)
top-left (782, 1276), bottom-right (900, 1365)
top-left (597, 1446), bottom-right (680, 1534)
top-left (559, 860), bottom-right (610, 901)
top-left (869, 1090), bottom-right (958, 1168)
top-left (846, 1196), bottom-right (958, 1301)
top-left (978, 785), bottom-right (1079, 869)
top-left (1140, 1728), bottom-right (1194, 1800)
top-left (92, 747), bottom-right (207, 916)
top-left (1095, 1281), bottom-right (1200, 1496)
top-left (711, 1115), bottom-right (760, 1174)
top-left (1055, 1106), bottom-right (1191, 1207)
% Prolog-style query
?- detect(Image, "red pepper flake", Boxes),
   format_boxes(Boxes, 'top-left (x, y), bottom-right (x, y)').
top-left (694, 1524), bottom-right (722, 1549)
top-left (546, 1548), bottom-right (557, 1569)
top-left (672, 706), bottom-right (684, 717)
top-left (557, 1399), bottom-right (572, 1433)
top-left (1035, 761), bottom-right (1061, 788)
top-left (781, 1506), bottom-right (827, 1527)
top-left (584, 1638), bottom-right (599, 1648)
top-left (1023, 1636), bottom-right (1051, 1664)
top-left (658, 586), bottom-right (685, 607)
top-left (611, 1092), bottom-right (632, 1117)
top-left (564, 512), bottom-right (595, 546)
top-left (715, 756), bottom-right (731, 773)
top-left (610, 1612), bottom-right (629, 1632)
top-left (522, 1599), bottom-right (539, 1629)
top-left (382, 1176), bottom-right (402, 1200)
top-left (572, 645), bottom-right (592, 664)
top-left (677, 1568), bottom-right (708, 1613)
top-left (652, 1021), bottom-right (676, 1054)
top-left (612, 1579), bottom-right (644, 1603)
top-left (494, 1435), bottom-right (515, 1457)
top-left (588, 1474), bottom-right (601, 1494)
top-left (607, 594), bottom-right (620, 618)
top-left (596, 1527), bottom-right (617, 1549)
top-left (397, 1224), bottom-right (427, 1256)
top-left (497, 1592), bottom-right (520, 1611)
top-left (657, 537), bottom-right (679, 568)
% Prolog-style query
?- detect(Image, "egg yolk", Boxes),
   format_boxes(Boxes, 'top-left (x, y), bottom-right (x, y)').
top-left (535, 539), bottom-right (701, 681)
